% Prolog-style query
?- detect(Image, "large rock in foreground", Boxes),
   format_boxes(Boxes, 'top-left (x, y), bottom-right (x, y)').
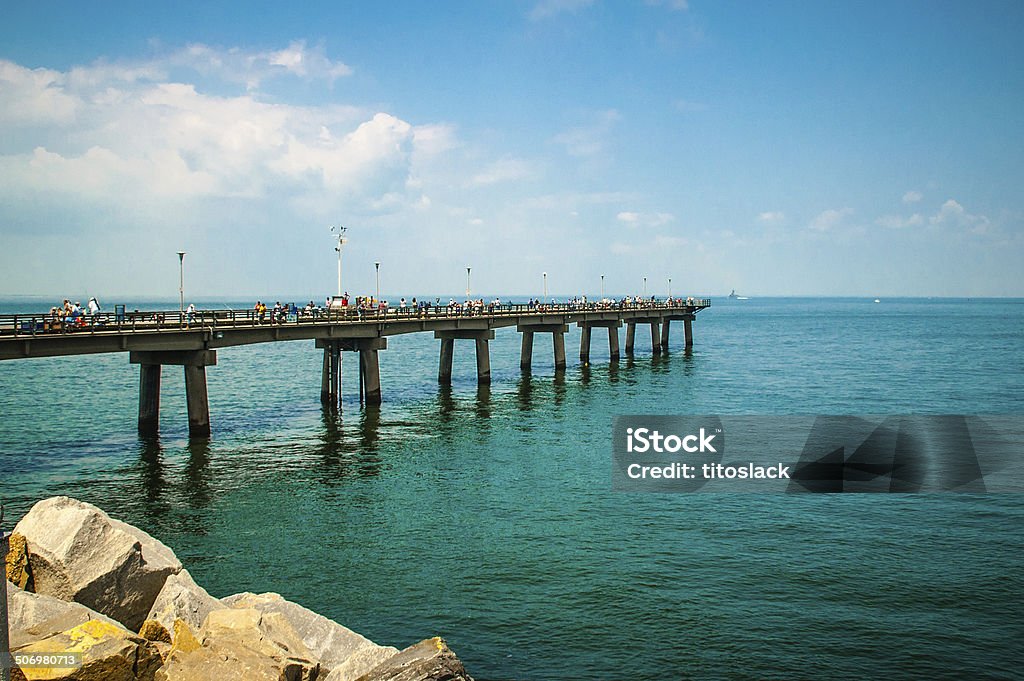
top-left (324, 645), bottom-right (402, 681)
top-left (13, 496), bottom-right (182, 631)
top-left (11, 618), bottom-right (162, 681)
top-left (354, 637), bottom-right (474, 681)
top-left (156, 607), bottom-right (319, 681)
top-left (222, 591), bottom-right (398, 671)
top-left (6, 581), bottom-right (121, 650)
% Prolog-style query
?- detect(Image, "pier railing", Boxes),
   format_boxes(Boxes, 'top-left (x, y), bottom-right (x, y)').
top-left (0, 299), bottom-right (711, 338)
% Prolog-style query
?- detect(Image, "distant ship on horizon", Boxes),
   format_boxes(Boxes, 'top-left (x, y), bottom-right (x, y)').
top-left (728, 289), bottom-right (749, 300)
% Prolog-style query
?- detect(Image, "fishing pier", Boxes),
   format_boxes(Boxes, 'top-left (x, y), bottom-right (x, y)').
top-left (0, 300), bottom-right (711, 437)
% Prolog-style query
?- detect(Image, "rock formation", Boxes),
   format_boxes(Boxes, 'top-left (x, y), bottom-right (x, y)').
top-left (3, 497), bottom-right (475, 681)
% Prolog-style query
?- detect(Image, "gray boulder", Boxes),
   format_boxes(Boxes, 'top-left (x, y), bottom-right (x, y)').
top-left (13, 496), bottom-right (182, 631)
top-left (222, 591), bottom-right (395, 671)
top-left (156, 607), bottom-right (319, 681)
top-left (355, 637), bottom-right (474, 681)
top-left (11, 617), bottom-right (162, 681)
top-left (324, 645), bottom-right (400, 681)
top-left (5, 580), bottom-right (121, 649)
top-left (143, 568), bottom-right (221, 641)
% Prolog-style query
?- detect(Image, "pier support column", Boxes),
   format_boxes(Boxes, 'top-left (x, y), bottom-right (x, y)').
top-left (579, 326), bottom-right (592, 363)
top-left (661, 319), bottom-right (670, 350)
top-left (319, 342), bottom-right (341, 407)
top-left (184, 365), bottom-right (211, 438)
top-left (518, 323), bottom-right (569, 372)
top-left (360, 348), bottom-right (382, 406)
top-left (475, 338), bottom-right (491, 385)
top-left (520, 331), bottom-right (535, 372)
top-left (138, 364), bottom-right (161, 436)
top-left (625, 323), bottom-right (636, 354)
top-left (651, 322), bottom-right (662, 355)
top-left (320, 347), bottom-right (332, 404)
top-left (318, 337), bottom-right (386, 406)
top-left (684, 316), bottom-right (694, 348)
top-left (577, 320), bottom-right (622, 364)
top-left (131, 350), bottom-right (217, 438)
top-left (435, 330), bottom-right (495, 385)
top-left (553, 331), bottom-right (566, 371)
top-left (438, 338), bottom-right (455, 385)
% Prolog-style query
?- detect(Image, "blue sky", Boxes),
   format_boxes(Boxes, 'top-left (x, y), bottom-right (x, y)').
top-left (1, 1), bottom-right (1022, 299)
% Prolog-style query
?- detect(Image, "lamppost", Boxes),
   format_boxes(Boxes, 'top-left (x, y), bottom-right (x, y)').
top-left (466, 266), bottom-right (471, 298)
top-left (601, 274), bottom-right (605, 299)
top-left (331, 225), bottom-right (347, 297)
top-left (543, 272), bottom-right (548, 305)
top-left (643, 276), bottom-right (647, 298)
top-left (668, 277), bottom-right (672, 300)
top-left (177, 251), bottom-right (186, 313)
top-left (375, 262), bottom-right (381, 303)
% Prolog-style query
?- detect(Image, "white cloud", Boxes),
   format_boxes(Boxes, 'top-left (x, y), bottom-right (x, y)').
top-left (553, 109), bottom-right (621, 157)
top-left (0, 61), bottom-right (80, 126)
top-left (756, 211), bottom-right (785, 225)
top-left (902, 190), bottom-right (923, 204)
top-left (469, 157), bottom-right (534, 186)
top-left (645, 0), bottom-right (689, 10)
top-left (168, 41), bottom-right (351, 89)
top-left (654, 235), bottom-right (688, 248)
top-left (529, 0), bottom-right (594, 21)
top-left (929, 199), bottom-right (990, 235)
top-left (809, 207), bottom-right (852, 231)
top-left (876, 213), bottom-right (924, 229)
top-left (617, 211), bottom-right (674, 228)
top-left (412, 124), bottom-right (458, 156)
top-left (0, 50), bottom-right (429, 221)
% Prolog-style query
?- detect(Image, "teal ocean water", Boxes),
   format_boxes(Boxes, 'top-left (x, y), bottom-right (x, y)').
top-left (1, 297), bottom-right (1022, 679)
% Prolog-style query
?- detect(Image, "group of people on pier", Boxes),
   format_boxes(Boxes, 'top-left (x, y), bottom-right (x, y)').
top-left (45, 297), bottom-right (102, 329)
top-left (5, 293), bottom-right (702, 337)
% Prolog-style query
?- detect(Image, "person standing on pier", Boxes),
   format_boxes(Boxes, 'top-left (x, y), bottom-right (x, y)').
top-left (87, 297), bottom-right (101, 324)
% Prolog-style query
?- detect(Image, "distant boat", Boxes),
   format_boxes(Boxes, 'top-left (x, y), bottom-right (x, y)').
top-left (728, 289), bottom-right (749, 300)
top-left (874, 299), bottom-right (881, 303)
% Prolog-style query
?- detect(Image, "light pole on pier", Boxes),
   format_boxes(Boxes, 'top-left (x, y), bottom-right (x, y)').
top-left (177, 251), bottom-right (186, 314)
top-left (331, 225), bottom-right (347, 297)
top-left (668, 277), bottom-right (672, 300)
top-left (601, 274), bottom-right (605, 300)
top-left (543, 272), bottom-right (548, 305)
top-left (643, 276), bottom-right (647, 298)
top-left (466, 266), bottom-right (472, 298)
top-left (375, 262), bottom-right (381, 303)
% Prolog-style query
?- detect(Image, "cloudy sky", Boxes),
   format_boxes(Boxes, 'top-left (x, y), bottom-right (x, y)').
top-left (2, 1), bottom-right (1022, 300)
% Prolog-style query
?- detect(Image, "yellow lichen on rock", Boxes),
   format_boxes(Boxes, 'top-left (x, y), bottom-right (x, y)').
top-left (170, 619), bottom-right (201, 655)
top-left (6, 531), bottom-right (31, 589)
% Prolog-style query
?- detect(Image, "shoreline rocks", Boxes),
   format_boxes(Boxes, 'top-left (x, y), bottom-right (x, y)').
top-left (13, 497), bottom-right (182, 632)
top-left (4, 496), bottom-right (475, 681)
